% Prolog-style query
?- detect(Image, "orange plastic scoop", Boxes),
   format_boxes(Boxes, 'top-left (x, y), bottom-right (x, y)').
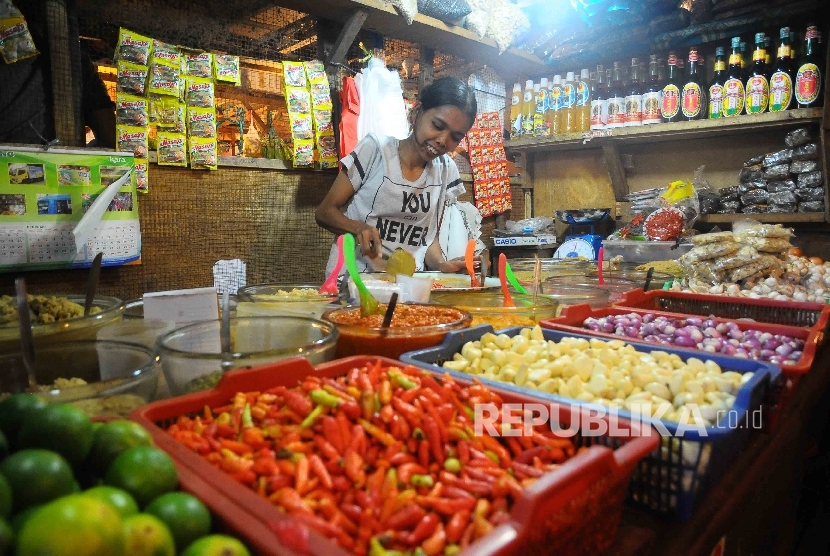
top-left (465, 239), bottom-right (481, 288)
top-left (498, 253), bottom-right (516, 308)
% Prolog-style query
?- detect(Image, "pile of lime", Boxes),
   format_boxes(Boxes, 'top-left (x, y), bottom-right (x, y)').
top-left (0, 393), bottom-right (251, 556)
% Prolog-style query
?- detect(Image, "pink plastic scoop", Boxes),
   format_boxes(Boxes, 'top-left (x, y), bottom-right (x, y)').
top-left (319, 235), bottom-right (344, 295)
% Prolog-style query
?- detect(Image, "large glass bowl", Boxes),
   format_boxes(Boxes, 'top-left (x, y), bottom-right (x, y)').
top-left (584, 269), bottom-right (675, 291)
top-left (122, 295), bottom-right (238, 319)
top-left (544, 275), bottom-right (639, 304)
top-left (516, 284), bottom-right (613, 313)
top-left (430, 292), bottom-right (558, 330)
top-left (0, 339), bottom-right (159, 418)
top-left (323, 303), bottom-right (471, 359)
top-left (157, 316), bottom-right (338, 395)
top-left (236, 283), bottom-right (340, 319)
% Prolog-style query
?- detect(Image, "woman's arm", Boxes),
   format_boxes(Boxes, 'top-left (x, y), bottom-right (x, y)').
top-left (424, 238), bottom-right (466, 273)
top-left (315, 171), bottom-right (382, 258)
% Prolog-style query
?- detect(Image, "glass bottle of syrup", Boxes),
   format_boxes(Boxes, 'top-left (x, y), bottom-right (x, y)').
top-left (724, 36), bottom-right (745, 117)
top-left (590, 65), bottom-right (607, 130)
top-left (769, 27), bottom-right (794, 112)
top-left (745, 32), bottom-right (769, 114)
top-left (606, 62), bottom-right (626, 128)
top-left (624, 58), bottom-right (643, 126)
top-left (660, 52), bottom-right (682, 123)
top-left (795, 25), bottom-right (824, 108)
top-left (681, 46), bottom-right (706, 120)
top-left (708, 47), bottom-right (726, 119)
top-left (642, 54), bottom-right (662, 125)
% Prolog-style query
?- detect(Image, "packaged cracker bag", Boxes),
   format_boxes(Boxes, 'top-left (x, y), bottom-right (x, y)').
top-left (116, 125), bottom-right (149, 159)
top-left (115, 93), bottom-right (148, 126)
top-left (185, 51), bottom-right (213, 78)
top-left (114, 27), bottom-right (151, 66)
top-left (157, 131), bottom-right (187, 166)
top-left (214, 54), bottom-right (240, 85)
top-left (186, 77), bottom-right (215, 108)
top-left (291, 114), bottom-right (313, 140)
top-left (189, 137), bottom-right (218, 170)
top-left (116, 61), bottom-right (149, 96)
top-left (0, 4), bottom-right (38, 64)
top-left (310, 82), bottom-right (332, 110)
top-left (293, 139), bottom-right (314, 167)
top-left (187, 107), bottom-right (216, 138)
top-left (149, 39), bottom-right (181, 72)
top-left (317, 133), bottom-right (338, 169)
top-left (313, 108), bottom-right (333, 134)
top-left (282, 60), bottom-right (307, 88)
top-left (285, 86), bottom-right (310, 114)
top-left (133, 159), bottom-right (149, 194)
top-left (149, 94), bottom-right (178, 125)
top-left (305, 60), bottom-right (327, 84)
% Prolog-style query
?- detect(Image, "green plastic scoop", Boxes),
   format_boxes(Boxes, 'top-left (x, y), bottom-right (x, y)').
top-left (343, 233), bottom-right (381, 317)
top-left (504, 261), bottom-right (528, 294)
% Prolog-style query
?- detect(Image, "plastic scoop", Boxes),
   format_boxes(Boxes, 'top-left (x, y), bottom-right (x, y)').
top-left (465, 239), bottom-right (481, 288)
top-left (386, 248), bottom-right (416, 278)
top-left (319, 235), bottom-right (344, 295)
top-left (597, 246), bottom-right (605, 286)
top-left (498, 253), bottom-right (516, 307)
top-left (504, 261), bottom-right (527, 294)
top-left (343, 233), bottom-right (381, 317)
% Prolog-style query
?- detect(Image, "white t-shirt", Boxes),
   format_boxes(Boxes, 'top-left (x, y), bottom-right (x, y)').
top-left (325, 133), bottom-right (465, 275)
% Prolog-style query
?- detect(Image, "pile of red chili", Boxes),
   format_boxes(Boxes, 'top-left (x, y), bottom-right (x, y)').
top-left (327, 304), bottom-right (466, 328)
top-left (166, 362), bottom-right (580, 555)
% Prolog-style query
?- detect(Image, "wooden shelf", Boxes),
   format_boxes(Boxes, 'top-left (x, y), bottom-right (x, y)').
top-left (699, 213), bottom-right (826, 224)
top-left (271, 0), bottom-right (546, 79)
top-left (505, 109), bottom-right (823, 153)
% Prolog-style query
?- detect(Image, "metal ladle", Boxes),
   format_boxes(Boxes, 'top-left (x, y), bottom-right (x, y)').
top-left (15, 278), bottom-right (38, 393)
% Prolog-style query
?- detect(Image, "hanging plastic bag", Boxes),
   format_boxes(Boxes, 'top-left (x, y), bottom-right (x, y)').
top-left (464, 0), bottom-right (492, 39)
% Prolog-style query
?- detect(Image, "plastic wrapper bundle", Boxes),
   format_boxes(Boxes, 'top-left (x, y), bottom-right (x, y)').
top-left (718, 200), bottom-right (741, 212)
top-left (767, 179), bottom-right (795, 193)
top-left (785, 127), bottom-right (812, 147)
top-left (768, 191), bottom-right (797, 205)
top-left (679, 241), bottom-right (739, 262)
top-left (699, 190), bottom-right (720, 214)
top-left (718, 185), bottom-right (740, 201)
top-left (740, 189), bottom-right (769, 206)
top-left (790, 160), bottom-right (819, 174)
top-left (741, 204), bottom-right (768, 214)
top-left (417, 0), bottom-right (471, 22)
top-left (712, 245), bottom-right (759, 271)
top-left (389, 0), bottom-right (418, 25)
top-left (464, 0), bottom-right (492, 38)
top-left (738, 180), bottom-right (766, 194)
top-left (799, 201), bottom-right (824, 212)
top-left (739, 236), bottom-right (792, 252)
top-left (762, 149), bottom-right (792, 168)
top-left (691, 231), bottom-right (735, 246)
top-left (797, 171), bottom-right (823, 188)
top-left (733, 221), bottom-right (793, 238)
top-left (487, 0), bottom-right (530, 53)
top-left (738, 166), bottom-right (763, 182)
top-left (744, 154), bottom-right (764, 167)
top-left (763, 164), bottom-right (790, 180)
top-left (792, 143), bottom-right (819, 161)
top-left (796, 187), bottom-right (825, 202)
top-left (769, 204), bottom-right (797, 213)
top-left (677, 257), bottom-right (725, 284)
top-left (730, 255), bottom-right (779, 282)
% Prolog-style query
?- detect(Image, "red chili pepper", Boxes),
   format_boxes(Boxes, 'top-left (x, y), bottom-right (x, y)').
top-left (514, 445), bottom-right (550, 465)
top-left (313, 435), bottom-right (340, 462)
top-left (308, 454), bottom-right (333, 490)
top-left (344, 449), bottom-right (366, 488)
top-left (332, 475), bottom-right (352, 492)
top-left (283, 390), bottom-right (313, 418)
top-left (389, 451), bottom-right (416, 467)
top-left (441, 486), bottom-right (475, 499)
top-left (421, 523), bottom-right (447, 556)
top-left (463, 466), bottom-right (497, 484)
top-left (379, 379), bottom-right (392, 405)
top-left (419, 398), bottom-right (448, 445)
top-left (479, 434), bottom-right (511, 466)
top-left (251, 455), bottom-right (279, 477)
top-left (391, 397), bottom-right (422, 428)
top-left (420, 497), bottom-right (476, 516)
top-left (418, 439), bottom-right (431, 469)
top-left (340, 502), bottom-right (363, 523)
top-left (241, 427), bottom-right (267, 450)
top-left (321, 416), bottom-right (345, 455)
top-left (220, 439), bottom-right (253, 455)
top-left (339, 400), bottom-right (361, 420)
top-left (458, 440), bottom-right (471, 464)
top-left (403, 513), bottom-right (440, 546)
top-left (445, 510), bottom-right (470, 544)
top-left (358, 418), bottom-right (396, 447)
top-left (295, 455), bottom-right (310, 495)
top-left (422, 419), bottom-right (444, 465)
top-left (511, 461), bottom-right (545, 479)
top-left (267, 474), bottom-right (292, 493)
top-left (397, 463), bottom-right (427, 484)
top-left (349, 424), bottom-right (367, 456)
top-left (274, 488), bottom-right (314, 516)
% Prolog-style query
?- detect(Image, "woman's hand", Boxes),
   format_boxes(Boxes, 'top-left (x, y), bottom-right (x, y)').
top-left (435, 257), bottom-right (468, 273)
top-left (353, 223), bottom-right (382, 259)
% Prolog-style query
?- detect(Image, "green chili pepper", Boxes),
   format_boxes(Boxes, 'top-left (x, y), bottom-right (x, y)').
top-left (310, 389), bottom-right (340, 408)
top-left (389, 370), bottom-right (417, 390)
top-left (241, 403), bottom-right (254, 429)
top-left (412, 427), bottom-right (426, 440)
top-left (301, 404), bottom-right (325, 428)
top-left (463, 406), bottom-right (475, 420)
top-left (373, 392), bottom-right (381, 413)
top-left (290, 452), bottom-right (305, 464)
top-left (445, 545), bottom-right (461, 556)
top-left (444, 457), bottom-right (462, 473)
top-left (369, 537), bottom-right (388, 556)
top-left (410, 474), bottom-right (434, 488)
top-left (485, 450), bottom-right (500, 464)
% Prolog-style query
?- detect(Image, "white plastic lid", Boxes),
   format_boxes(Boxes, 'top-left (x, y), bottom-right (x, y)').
top-left (553, 75), bottom-right (562, 84)
top-left (540, 77), bottom-right (549, 87)
top-left (513, 83), bottom-right (521, 92)
top-left (533, 83), bottom-right (540, 92)
top-left (581, 68), bottom-right (590, 78)
top-left (566, 71), bottom-right (575, 81)
top-left (525, 79), bottom-right (534, 88)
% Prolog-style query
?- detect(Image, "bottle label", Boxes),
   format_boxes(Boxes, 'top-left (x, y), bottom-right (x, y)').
top-left (510, 114), bottom-right (522, 135)
top-left (708, 84), bottom-right (724, 118)
top-left (576, 81), bottom-right (590, 107)
top-left (511, 93), bottom-right (520, 106)
top-left (590, 99), bottom-right (606, 128)
top-left (562, 84), bottom-right (576, 108)
top-left (728, 53), bottom-right (741, 66)
top-left (777, 45), bottom-right (789, 58)
top-left (714, 61), bottom-right (726, 72)
top-left (536, 90), bottom-right (548, 115)
top-left (549, 86), bottom-right (563, 111)
top-left (723, 78), bottom-right (745, 116)
top-left (624, 94), bottom-right (643, 125)
top-left (523, 91), bottom-right (533, 103)
top-left (607, 96), bottom-right (626, 126)
top-left (682, 82), bottom-right (704, 118)
top-left (660, 84), bottom-right (680, 119)
top-left (795, 63), bottom-right (821, 104)
top-left (533, 114), bottom-right (549, 136)
top-left (769, 71), bottom-right (793, 111)
top-left (642, 91), bottom-right (661, 124)
top-left (745, 75), bottom-right (769, 113)
top-left (753, 49), bottom-right (765, 62)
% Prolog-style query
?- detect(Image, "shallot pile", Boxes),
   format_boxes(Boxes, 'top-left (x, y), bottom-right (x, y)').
top-left (582, 313), bottom-right (804, 366)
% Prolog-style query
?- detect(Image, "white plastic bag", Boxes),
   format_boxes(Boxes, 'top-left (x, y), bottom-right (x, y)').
top-left (355, 58), bottom-right (410, 142)
top-left (439, 200), bottom-right (483, 260)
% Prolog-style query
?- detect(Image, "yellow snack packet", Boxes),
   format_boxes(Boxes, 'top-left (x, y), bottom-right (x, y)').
top-left (0, 16), bottom-right (38, 64)
top-left (115, 94), bottom-right (148, 127)
top-left (282, 61), bottom-right (307, 88)
top-left (187, 107), bottom-right (217, 138)
top-left (189, 137), bottom-right (218, 170)
top-left (114, 27), bottom-right (151, 65)
top-left (133, 159), bottom-right (149, 194)
top-left (116, 61), bottom-right (149, 96)
top-left (116, 125), bottom-right (149, 159)
top-left (293, 139), bottom-right (314, 167)
top-left (214, 54), bottom-right (240, 85)
top-left (317, 132), bottom-right (338, 169)
top-left (304, 60), bottom-right (327, 84)
top-left (185, 51), bottom-right (213, 78)
top-left (186, 77), bottom-right (215, 108)
top-left (157, 131), bottom-right (187, 166)
top-left (149, 39), bottom-right (180, 69)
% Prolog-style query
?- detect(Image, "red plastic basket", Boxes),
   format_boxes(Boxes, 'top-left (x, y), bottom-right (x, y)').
top-left (131, 356), bottom-right (659, 556)
top-left (614, 289), bottom-right (830, 335)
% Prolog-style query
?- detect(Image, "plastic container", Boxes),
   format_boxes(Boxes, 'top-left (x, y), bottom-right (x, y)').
top-left (545, 275), bottom-right (638, 304)
top-left (615, 289), bottom-right (830, 333)
top-left (601, 240), bottom-right (693, 263)
top-left (400, 325), bottom-right (780, 520)
top-left (431, 291), bottom-right (559, 329)
top-left (322, 303), bottom-right (471, 359)
top-left (157, 316), bottom-right (338, 395)
top-left (0, 340), bottom-right (159, 417)
top-left (507, 258), bottom-right (597, 284)
top-left (130, 355), bottom-right (659, 556)
top-left (515, 284), bottom-right (612, 312)
top-left (585, 269), bottom-right (675, 290)
top-left (235, 284), bottom-right (338, 319)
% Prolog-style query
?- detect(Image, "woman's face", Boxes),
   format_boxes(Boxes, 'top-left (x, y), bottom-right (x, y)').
top-left (411, 105), bottom-right (473, 162)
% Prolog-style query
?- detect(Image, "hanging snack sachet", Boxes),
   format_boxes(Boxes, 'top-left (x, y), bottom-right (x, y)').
top-left (185, 51), bottom-right (213, 78)
top-left (282, 61), bottom-right (307, 88)
top-left (293, 140), bottom-right (314, 167)
top-left (115, 93), bottom-right (148, 126)
top-left (214, 54), bottom-right (240, 85)
top-left (116, 125), bottom-right (149, 159)
top-left (116, 61), bottom-right (149, 96)
top-left (149, 94), bottom-right (178, 125)
top-left (187, 107), bottom-right (217, 138)
top-left (317, 133), bottom-right (338, 169)
top-left (305, 60), bottom-right (327, 84)
top-left (114, 28), bottom-right (151, 65)
top-left (133, 159), bottom-right (149, 194)
top-left (189, 137), bottom-right (218, 170)
top-left (313, 109), bottom-right (333, 134)
top-left (286, 86), bottom-right (310, 114)
top-left (148, 71), bottom-right (181, 97)
top-left (0, 4), bottom-right (38, 64)
top-left (149, 39), bottom-right (180, 72)
top-left (186, 77), bottom-right (215, 108)
top-left (156, 131), bottom-right (187, 166)
top-left (310, 82), bottom-right (333, 110)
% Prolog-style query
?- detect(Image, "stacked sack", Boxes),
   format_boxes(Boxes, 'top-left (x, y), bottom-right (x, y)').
top-left (717, 127), bottom-right (824, 214)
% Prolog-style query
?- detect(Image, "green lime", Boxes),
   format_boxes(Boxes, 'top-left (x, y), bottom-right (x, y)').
top-left (122, 513), bottom-right (175, 556)
top-left (0, 473), bottom-right (11, 520)
top-left (88, 419), bottom-right (154, 476)
top-left (0, 449), bottom-right (75, 512)
top-left (104, 446), bottom-right (178, 507)
top-left (83, 486), bottom-right (139, 518)
top-left (180, 534), bottom-right (251, 556)
top-left (17, 404), bottom-right (94, 467)
top-left (145, 492), bottom-right (211, 551)
top-left (0, 517), bottom-right (12, 555)
top-left (16, 494), bottom-right (124, 556)
top-left (0, 394), bottom-right (47, 445)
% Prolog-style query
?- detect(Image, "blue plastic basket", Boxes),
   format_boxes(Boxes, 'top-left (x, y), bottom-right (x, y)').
top-left (400, 325), bottom-right (781, 520)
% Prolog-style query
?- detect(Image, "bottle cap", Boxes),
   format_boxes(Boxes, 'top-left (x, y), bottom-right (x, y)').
top-left (649, 54), bottom-right (658, 62)
top-left (780, 27), bottom-right (790, 38)
top-left (553, 74), bottom-right (561, 84)
top-left (533, 83), bottom-right (540, 92)
top-left (580, 68), bottom-right (589, 79)
top-left (613, 61), bottom-right (620, 68)
top-left (731, 36), bottom-right (741, 48)
top-left (596, 63), bottom-right (604, 72)
top-left (715, 46), bottom-right (725, 56)
top-left (540, 77), bottom-right (549, 87)
top-left (740, 41), bottom-right (747, 49)
top-left (566, 71), bottom-right (575, 80)
top-left (630, 57), bottom-right (639, 65)
top-left (667, 52), bottom-right (677, 65)
top-left (525, 79), bottom-right (534, 88)
top-left (755, 32), bottom-right (765, 43)
top-left (513, 83), bottom-right (521, 92)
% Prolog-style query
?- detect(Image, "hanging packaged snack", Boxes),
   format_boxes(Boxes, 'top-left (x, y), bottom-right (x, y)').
top-left (741, 204), bottom-right (769, 214)
top-left (740, 188), bottom-right (770, 205)
top-left (797, 171), bottom-right (823, 188)
top-left (149, 94), bottom-right (178, 125)
top-left (114, 27), bottom-right (151, 66)
top-left (115, 93), bottom-right (148, 126)
top-left (310, 82), bottom-right (333, 110)
top-left (313, 109), bottom-right (333, 133)
top-left (712, 245), bottom-right (759, 271)
top-left (792, 143), bottom-right (819, 161)
top-left (733, 221), bottom-right (793, 238)
top-left (286, 86), bottom-right (311, 114)
top-left (784, 127), bottom-right (812, 147)
top-left (187, 107), bottom-right (217, 138)
top-left (718, 200), bottom-right (741, 213)
top-left (768, 191), bottom-right (798, 206)
top-left (150, 60), bottom-right (179, 83)
top-left (738, 180), bottom-right (766, 194)
top-left (161, 103), bottom-right (186, 134)
top-left (157, 131), bottom-right (187, 166)
top-left (743, 154), bottom-right (765, 167)
top-left (149, 39), bottom-right (180, 72)
top-left (0, 11), bottom-right (38, 64)
top-left (293, 140), bottom-right (314, 167)
top-left (317, 133), bottom-right (338, 168)
top-left (291, 114), bottom-right (313, 140)
top-left (116, 125), bottom-right (149, 159)
top-left (184, 51), bottom-right (213, 78)
top-left (769, 204), bottom-right (797, 213)
top-left (282, 60), bottom-right (307, 88)
top-left (718, 185), bottom-right (740, 201)
top-left (730, 255), bottom-right (779, 282)
top-left (762, 149), bottom-right (792, 167)
top-left (679, 241), bottom-right (739, 263)
top-left (305, 60), bottom-right (327, 83)
top-left (116, 61), bottom-right (149, 96)
top-left (133, 159), bottom-right (149, 194)
top-left (690, 231), bottom-right (736, 245)
top-left (189, 137), bottom-right (218, 170)
top-left (148, 71), bottom-right (182, 98)
top-left (186, 77), bottom-right (215, 108)
top-left (214, 54), bottom-right (240, 85)
top-left (790, 160), bottom-right (819, 174)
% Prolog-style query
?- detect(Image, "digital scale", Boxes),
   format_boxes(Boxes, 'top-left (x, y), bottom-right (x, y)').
top-left (553, 209), bottom-right (610, 260)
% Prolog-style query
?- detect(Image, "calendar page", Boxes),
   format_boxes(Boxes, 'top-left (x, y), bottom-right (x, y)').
top-left (0, 146), bottom-right (141, 271)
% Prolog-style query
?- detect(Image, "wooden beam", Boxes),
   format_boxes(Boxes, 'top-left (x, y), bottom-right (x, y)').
top-left (326, 9), bottom-right (369, 64)
top-left (602, 144), bottom-right (629, 202)
top-left (45, 0), bottom-right (83, 146)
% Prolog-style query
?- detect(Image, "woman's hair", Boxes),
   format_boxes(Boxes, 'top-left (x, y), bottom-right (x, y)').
top-left (418, 77), bottom-right (477, 123)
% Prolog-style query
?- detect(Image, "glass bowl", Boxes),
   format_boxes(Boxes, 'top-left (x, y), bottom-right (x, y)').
top-left (0, 339), bottom-right (159, 418)
top-left (122, 295), bottom-right (238, 320)
top-left (544, 275), bottom-right (639, 304)
top-left (323, 303), bottom-right (471, 359)
top-left (507, 258), bottom-right (596, 284)
top-left (236, 284), bottom-right (340, 319)
top-left (516, 284), bottom-right (613, 313)
top-left (430, 291), bottom-right (559, 330)
top-left (157, 316), bottom-right (338, 396)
